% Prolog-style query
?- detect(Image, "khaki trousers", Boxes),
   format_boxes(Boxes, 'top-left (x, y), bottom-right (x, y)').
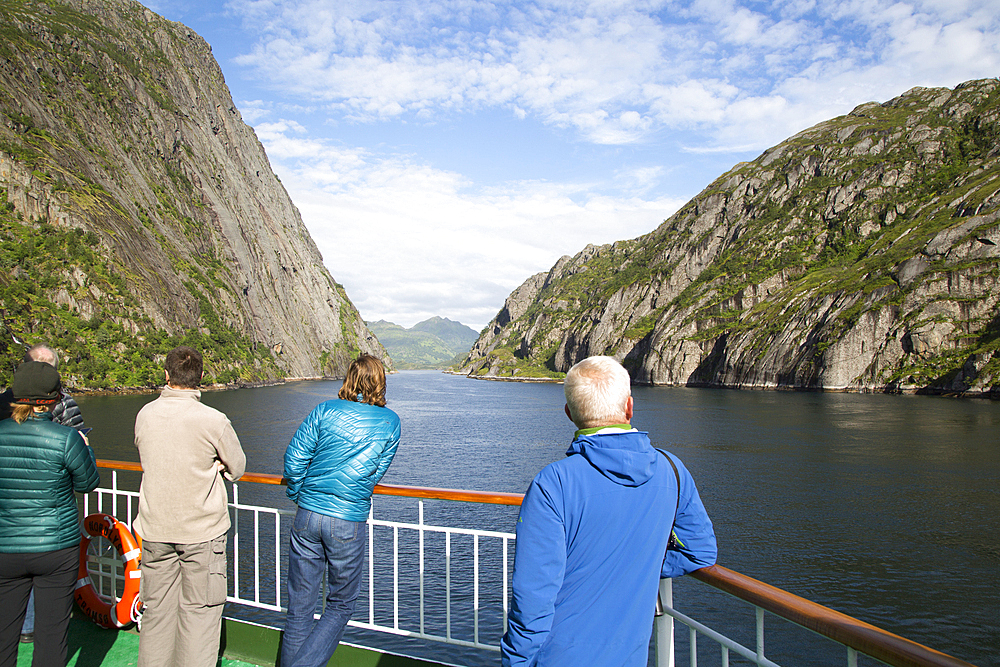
top-left (137, 534), bottom-right (228, 667)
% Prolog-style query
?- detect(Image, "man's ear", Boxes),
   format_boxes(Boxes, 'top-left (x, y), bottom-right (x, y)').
top-left (624, 395), bottom-right (634, 422)
top-left (565, 404), bottom-right (574, 423)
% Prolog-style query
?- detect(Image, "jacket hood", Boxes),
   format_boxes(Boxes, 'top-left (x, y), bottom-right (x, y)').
top-left (566, 429), bottom-right (658, 487)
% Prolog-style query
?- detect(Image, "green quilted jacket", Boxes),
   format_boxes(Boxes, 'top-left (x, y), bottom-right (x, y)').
top-left (0, 412), bottom-right (100, 553)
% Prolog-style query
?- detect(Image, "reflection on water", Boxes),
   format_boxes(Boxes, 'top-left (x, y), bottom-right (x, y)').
top-left (76, 372), bottom-right (1000, 667)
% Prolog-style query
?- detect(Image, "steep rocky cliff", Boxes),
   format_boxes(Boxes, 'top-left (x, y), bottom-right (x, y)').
top-left (460, 79), bottom-right (1000, 395)
top-left (0, 0), bottom-right (387, 388)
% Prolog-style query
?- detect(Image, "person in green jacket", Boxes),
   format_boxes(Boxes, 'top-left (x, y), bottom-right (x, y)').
top-left (0, 343), bottom-right (89, 645)
top-left (0, 361), bottom-right (100, 667)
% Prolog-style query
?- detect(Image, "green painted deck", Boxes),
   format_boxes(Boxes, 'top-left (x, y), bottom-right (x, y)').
top-left (17, 615), bottom-right (444, 667)
top-left (16, 616), bottom-right (256, 667)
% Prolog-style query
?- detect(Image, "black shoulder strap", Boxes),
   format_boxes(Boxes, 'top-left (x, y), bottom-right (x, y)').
top-left (657, 449), bottom-right (681, 550)
top-left (655, 449), bottom-right (681, 617)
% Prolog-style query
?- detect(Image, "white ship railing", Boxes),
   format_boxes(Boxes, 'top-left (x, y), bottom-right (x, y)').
top-left (83, 461), bottom-right (978, 667)
top-left (83, 464), bottom-right (519, 655)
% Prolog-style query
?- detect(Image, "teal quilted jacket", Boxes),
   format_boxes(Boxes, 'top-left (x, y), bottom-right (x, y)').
top-left (283, 398), bottom-right (401, 522)
top-left (0, 412), bottom-right (100, 553)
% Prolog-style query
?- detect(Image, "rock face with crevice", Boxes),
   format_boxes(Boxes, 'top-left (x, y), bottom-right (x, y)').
top-left (0, 0), bottom-right (386, 387)
top-left (461, 79), bottom-right (1000, 395)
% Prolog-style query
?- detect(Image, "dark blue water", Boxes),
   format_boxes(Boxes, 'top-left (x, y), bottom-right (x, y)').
top-left (77, 371), bottom-right (1000, 667)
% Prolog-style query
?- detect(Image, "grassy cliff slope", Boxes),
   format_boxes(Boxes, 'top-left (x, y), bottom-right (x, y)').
top-left (461, 80), bottom-right (1000, 395)
top-left (0, 0), bottom-right (388, 389)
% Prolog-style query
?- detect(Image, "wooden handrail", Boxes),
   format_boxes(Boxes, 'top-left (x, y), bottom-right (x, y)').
top-left (374, 482), bottom-right (524, 506)
top-left (690, 565), bottom-right (978, 667)
top-left (95, 459), bottom-right (525, 506)
top-left (97, 459), bottom-right (142, 472)
top-left (94, 459), bottom-right (976, 667)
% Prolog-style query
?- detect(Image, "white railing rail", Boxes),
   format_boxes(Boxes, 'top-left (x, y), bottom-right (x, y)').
top-left (656, 578), bottom-right (786, 667)
top-left (82, 468), bottom-right (515, 655)
top-left (654, 568), bottom-right (979, 667)
top-left (83, 462), bottom-right (979, 667)
top-left (229, 484), bottom-right (285, 613)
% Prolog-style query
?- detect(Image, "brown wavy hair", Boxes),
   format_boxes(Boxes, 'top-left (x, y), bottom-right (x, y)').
top-left (338, 354), bottom-right (387, 407)
top-left (11, 403), bottom-right (43, 424)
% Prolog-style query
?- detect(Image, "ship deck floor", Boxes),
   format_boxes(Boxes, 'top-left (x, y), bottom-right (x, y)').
top-left (17, 613), bottom-right (443, 667)
top-left (16, 615), bottom-right (259, 667)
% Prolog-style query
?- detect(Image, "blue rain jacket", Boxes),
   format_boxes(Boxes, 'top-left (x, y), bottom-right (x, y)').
top-left (283, 398), bottom-right (401, 522)
top-left (501, 428), bottom-right (716, 667)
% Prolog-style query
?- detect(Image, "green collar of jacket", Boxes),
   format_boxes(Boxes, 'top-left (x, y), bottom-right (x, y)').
top-left (573, 423), bottom-right (634, 438)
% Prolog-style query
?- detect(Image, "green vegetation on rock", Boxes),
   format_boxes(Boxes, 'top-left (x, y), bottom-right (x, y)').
top-left (460, 79), bottom-right (1000, 395)
top-left (0, 193), bottom-right (279, 389)
top-left (0, 0), bottom-right (387, 388)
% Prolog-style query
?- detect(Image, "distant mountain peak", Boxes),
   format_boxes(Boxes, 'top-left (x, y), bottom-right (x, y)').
top-left (369, 318), bottom-right (478, 370)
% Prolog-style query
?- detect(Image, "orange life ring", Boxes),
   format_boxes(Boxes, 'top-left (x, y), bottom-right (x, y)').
top-left (74, 513), bottom-right (143, 628)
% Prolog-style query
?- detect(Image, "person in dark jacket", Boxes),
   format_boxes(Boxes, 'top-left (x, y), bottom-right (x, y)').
top-left (0, 344), bottom-right (85, 429)
top-left (281, 354), bottom-right (401, 667)
top-left (0, 361), bottom-right (100, 667)
top-left (501, 356), bottom-right (717, 667)
top-left (0, 343), bottom-right (87, 645)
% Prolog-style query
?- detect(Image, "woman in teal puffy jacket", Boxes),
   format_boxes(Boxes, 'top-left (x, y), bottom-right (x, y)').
top-left (281, 354), bottom-right (400, 667)
top-left (0, 361), bottom-right (100, 667)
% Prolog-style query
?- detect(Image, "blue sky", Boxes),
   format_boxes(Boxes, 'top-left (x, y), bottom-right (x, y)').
top-left (147, 0), bottom-right (1000, 332)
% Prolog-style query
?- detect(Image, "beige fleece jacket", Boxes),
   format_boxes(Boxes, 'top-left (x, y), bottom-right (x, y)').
top-left (133, 386), bottom-right (246, 544)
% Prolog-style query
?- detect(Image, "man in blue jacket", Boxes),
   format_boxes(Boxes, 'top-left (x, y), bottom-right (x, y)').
top-left (501, 356), bottom-right (717, 667)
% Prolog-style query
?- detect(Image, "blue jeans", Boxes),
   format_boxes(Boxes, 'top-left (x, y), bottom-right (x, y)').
top-left (281, 508), bottom-right (367, 667)
top-left (22, 589), bottom-right (34, 634)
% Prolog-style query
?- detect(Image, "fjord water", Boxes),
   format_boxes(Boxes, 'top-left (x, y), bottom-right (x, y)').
top-left (77, 371), bottom-right (999, 666)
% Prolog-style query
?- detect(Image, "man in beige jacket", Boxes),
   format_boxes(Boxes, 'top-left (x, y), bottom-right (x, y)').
top-left (134, 346), bottom-right (246, 667)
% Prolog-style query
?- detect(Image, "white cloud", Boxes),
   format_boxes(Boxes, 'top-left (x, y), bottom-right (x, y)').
top-left (236, 100), bottom-right (272, 124)
top-left (205, 0), bottom-right (1000, 330)
top-left (226, 0), bottom-right (1000, 152)
top-left (259, 127), bottom-right (684, 329)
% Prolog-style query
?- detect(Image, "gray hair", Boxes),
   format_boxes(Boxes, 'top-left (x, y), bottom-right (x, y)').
top-left (564, 356), bottom-right (631, 428)
top-left (26, 344), bottom-right (59, 369)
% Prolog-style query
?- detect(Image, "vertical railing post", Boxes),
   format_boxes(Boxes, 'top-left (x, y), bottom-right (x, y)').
top-left (125, 472), bottom-right (134, 528)
top-left (275, 512), bottom-right (282, 609)
top-left (419, 501), bottom-right (425, 637)
top-left (393, 526), bottom-right (399, 630)
top-left (368, 502), bottom-right (375, 625)
top-left (253, 510), bottom-right (261, 604)
top-left (110, 470), bottom-right (117, 517)
top-left (502, 536), bottom-right (510, 635)
top-left (232, 483), bottom-right (240, 601)
top-left (655, 578), bottom-right (675, 667)
top-left (446, 531), bottom-right (452, 640)
top-left (474, 534), bottom-right (480, 646)
top-left (756, 607), bottom-right (765, 664)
